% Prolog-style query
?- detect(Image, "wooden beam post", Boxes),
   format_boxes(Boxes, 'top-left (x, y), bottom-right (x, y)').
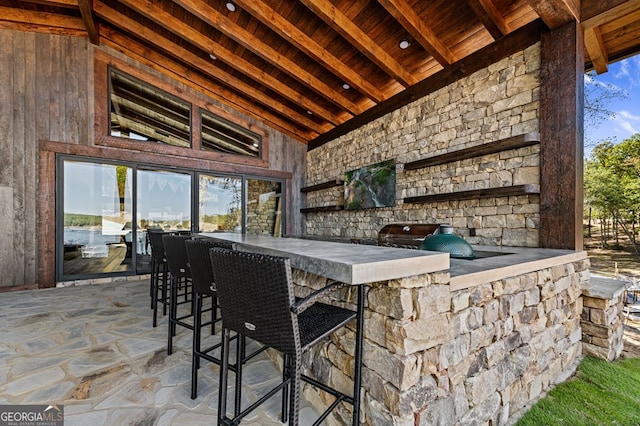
top-left (539, 20), bottom-right (584, 250)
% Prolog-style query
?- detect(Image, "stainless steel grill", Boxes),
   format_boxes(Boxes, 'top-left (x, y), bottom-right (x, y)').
top-left (376, 224), bottom-right (439, 249)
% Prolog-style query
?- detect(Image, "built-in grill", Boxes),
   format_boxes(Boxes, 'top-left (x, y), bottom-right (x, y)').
top-left (376, 224), bottom-right (440, 249)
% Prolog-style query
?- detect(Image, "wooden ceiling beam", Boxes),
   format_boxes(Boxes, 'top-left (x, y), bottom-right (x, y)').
top-left (95, 5), bottom-right (328, 135)
top-left (467, 0), bottom-right (510, 40)
top-left (102, 1), bottom-right (345, 126)
top-left (0, 5), bottom-right (85, 31)
top-left (527, 0), bottom-right (579, 30)
top-left (584, 26), bottom-right (608, 73)
top-left (19, 0), bottom-right (78, 8)
top-left (171, 0), bottom-right (375, 110)
top-left (77, 0), bottom-right (100, 45)
top-left (231, 0), bottom-right (414, 97)
top-left (100, 27), bottom-right (318, 142)
top-left (297, 0), bottom-right (417, 88)
top-left (582, 1), bottom-right (640, 30)
top-left (378, 0), bottom-right (457, 66)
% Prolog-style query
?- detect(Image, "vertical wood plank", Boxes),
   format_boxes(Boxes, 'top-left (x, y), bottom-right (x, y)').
top-left (13, 30), bottom-right (26, 286)
top-left (38, 149), bottom-right (56, 288)
top-left (49, 34), bottom-right (61, 142)
top-left (24, 31), bottom-right (38, 284)
top-left (539, 21), bottom-right (584, 250)
top-left (0, 29), bottom-right (14, 187)
top-left (35, 32), bottom-right (51, 142)
top-left (0, 29), bottom-right (15, 287)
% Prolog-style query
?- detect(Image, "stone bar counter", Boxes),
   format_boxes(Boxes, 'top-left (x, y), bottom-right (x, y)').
top-left (199, 233), bottom-right (588, 425)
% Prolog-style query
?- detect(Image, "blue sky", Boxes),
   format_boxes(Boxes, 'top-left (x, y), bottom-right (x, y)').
top-left (584, 55), bottom-right (640, 157)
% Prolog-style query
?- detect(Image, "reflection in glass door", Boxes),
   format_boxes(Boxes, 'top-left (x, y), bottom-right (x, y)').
top-left (246, 179), bottom-right (282, 237)
top-left (198, 175), bottom-right (242, 233)
top-left (137, 169), bottom-right (192, 272)
top-left (62, 160), bottom-right (133, 277)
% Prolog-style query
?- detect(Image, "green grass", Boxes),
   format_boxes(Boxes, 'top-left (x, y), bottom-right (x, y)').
top-left (516, 356), bottom-right (640, 426)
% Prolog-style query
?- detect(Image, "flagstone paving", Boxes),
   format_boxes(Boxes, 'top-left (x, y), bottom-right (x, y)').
top-left (0, 280), bottom-right (320, 425)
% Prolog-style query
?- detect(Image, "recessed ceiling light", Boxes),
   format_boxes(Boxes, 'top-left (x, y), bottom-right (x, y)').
top-left (342, 83), bottom-right (350, 90)
top-left (209, 54), bottom-right (217, 60)
top-left (225, 2), bottom-right (236, 12)
top-left (306, 110), bottom-right (313, 115)
top-left (399, 39), bottom-right (410, 49)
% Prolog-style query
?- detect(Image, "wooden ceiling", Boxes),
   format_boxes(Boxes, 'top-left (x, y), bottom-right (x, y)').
top-left (2, 0), bottom-right (640, 146)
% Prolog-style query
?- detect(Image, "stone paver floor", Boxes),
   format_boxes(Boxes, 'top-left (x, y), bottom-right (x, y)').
top-left (0, 279), bottom-right (321, 425)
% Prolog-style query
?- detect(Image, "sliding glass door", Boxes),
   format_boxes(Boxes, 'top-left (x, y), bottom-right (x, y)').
top-left (61, 160), bottom-right (134, 277)
top-left (58, 157), bottom-right (284, 282)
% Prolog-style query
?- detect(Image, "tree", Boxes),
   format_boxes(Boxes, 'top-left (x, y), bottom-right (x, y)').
top-left (584, 71), bottom-right (628, 149)
top-left (584, 135), bottom-right (640, 255)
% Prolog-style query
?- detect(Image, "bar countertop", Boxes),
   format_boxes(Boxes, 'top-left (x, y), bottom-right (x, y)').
top-left (198, 233), bottom-right (587, 290)
top-left (197, 233), bottom-right (450, 284)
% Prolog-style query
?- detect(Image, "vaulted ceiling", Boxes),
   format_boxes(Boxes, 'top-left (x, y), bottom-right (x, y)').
top-left (2, 0), bottom-right (640, 147)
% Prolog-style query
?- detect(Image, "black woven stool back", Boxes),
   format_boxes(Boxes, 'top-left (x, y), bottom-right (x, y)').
top-left (163, 235), bottom-right (192, 278)
top-left (210, 248), bottom-right (299, 355)
top-left (148, 230), bottom-right (167, 264)
top-left (185, 239), bottom-right (234, 297)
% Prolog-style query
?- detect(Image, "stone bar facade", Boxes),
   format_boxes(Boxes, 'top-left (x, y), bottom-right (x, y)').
top-left (580, 276), bottom-right (626, 361)
top-left (304, 44), bottom-right (541, 247)
top-left (291, 256), bottom-right (587, 425)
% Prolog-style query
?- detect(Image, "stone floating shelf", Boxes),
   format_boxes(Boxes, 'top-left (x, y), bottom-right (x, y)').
top-left (404, 132), bottom-right (540, 171)
top-left (300, 205), bottom-right (344, 213)
top-left (404, 184), bottom-right (540, 204)
top-left (300, 179), bottom-right (344, 193)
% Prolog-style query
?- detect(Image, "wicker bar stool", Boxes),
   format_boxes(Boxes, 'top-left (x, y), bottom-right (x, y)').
top-left (147, 230), bottom-right (170, 328)
top-left (185, 238), bottom-right (233, 399)
top-left (210, 248), bottom-right (357, 426)
top-left (163, 234), bottom-right (194, 355)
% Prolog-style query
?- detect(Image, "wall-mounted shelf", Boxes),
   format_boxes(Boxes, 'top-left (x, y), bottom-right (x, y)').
top-left (300, 179), bottom-right (344, 193)
top-left (403, 184), bottom-right (540, 204)
top-left (300, 205), bottom-right (345, 213)
top-left (300, 178), bottom-right (344, 213)
top-left (404, 132), bottom-right (540, 171)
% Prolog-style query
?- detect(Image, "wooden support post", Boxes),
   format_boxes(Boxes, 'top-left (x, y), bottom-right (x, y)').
top-left (539, 21), bottom-right (584, 250)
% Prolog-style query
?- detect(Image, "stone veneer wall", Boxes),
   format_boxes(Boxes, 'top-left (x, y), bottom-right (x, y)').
top-left (292, 256), bottom-right (587, 425)
top-left (305, 44), bottom-right (541, 247)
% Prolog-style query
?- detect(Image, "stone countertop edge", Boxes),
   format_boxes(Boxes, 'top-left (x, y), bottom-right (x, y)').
top-left (197, 233), bottom-right (449, 284)
top-left (449, 246), bottom-right (589, 292)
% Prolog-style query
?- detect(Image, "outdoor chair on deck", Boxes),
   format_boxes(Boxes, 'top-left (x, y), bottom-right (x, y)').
top-left (163, 234), bottom-right (194, 355)
top-left (147, 230), bottom-right (169, 328)
top-left (209, 248), bottom-right (357, 426)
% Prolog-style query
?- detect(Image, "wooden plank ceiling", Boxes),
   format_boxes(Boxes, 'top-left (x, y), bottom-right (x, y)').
top-left (2, 0), bottom-right (640, 146)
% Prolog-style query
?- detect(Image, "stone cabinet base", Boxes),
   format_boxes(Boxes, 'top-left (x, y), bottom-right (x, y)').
top-left (293, 254), bottom-right (588, 425)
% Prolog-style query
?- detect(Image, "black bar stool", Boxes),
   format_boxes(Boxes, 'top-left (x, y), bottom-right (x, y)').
top-left (210, 248), bottom-right (358, 426)
top-left (147, 230), bottom-right (169, 328)
top-left (163, 234), bottom-right (194, 355)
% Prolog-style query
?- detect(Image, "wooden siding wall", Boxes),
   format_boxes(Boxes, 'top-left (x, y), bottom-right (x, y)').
top-left (0, 28), bottom-right (306, 289)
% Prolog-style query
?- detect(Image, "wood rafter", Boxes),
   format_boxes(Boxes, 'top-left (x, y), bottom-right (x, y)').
top-left (104, 0), bottom-right (355, 123)
top-left (99, 26), bottom-right (318, 142)
top-left (171, 0), bottom-right (376, 109)
top-left (584, 26), bottom-right (608, 73)
top-left (468, 0), bottom-right (510, 40)
top-left (527, 0), bottom-right (579, 30)
top-left (297, 0), bottom-right (418, 88)
top-left (94, 2), bottom-right (329, 135)
top-left (3, 0), bottom-right (640, 144)
top-left (77, 0), bottom-right (99, 44)
top-left (378, 0), bottom-right (457, 66)
top-left (0, 5), bottom-right (85, 31)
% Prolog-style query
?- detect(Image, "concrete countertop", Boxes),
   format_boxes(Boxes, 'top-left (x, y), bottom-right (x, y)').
top-left (449, 245), bottom-right (588, 291)
top-left (198, 233), bottom-right (587, 290)
top-left (198, 233), bottom-right (449, 284)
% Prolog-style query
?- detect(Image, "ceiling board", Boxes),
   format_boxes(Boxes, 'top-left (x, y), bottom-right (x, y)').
top-left (0, 0), bottom-right (639, 146)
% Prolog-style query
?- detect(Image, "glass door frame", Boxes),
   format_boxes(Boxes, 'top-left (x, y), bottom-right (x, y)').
top-left (55, 154), bottom-right (286, 282)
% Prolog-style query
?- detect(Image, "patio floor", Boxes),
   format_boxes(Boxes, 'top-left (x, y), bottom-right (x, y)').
top-left (0, 279), bottom-right (320, 425)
